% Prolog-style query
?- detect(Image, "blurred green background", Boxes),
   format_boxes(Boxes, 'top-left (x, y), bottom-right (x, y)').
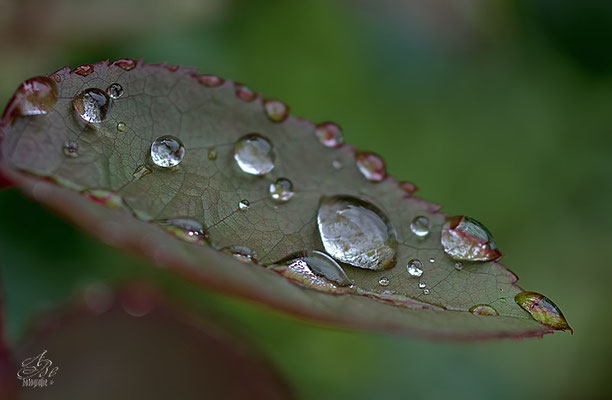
top-left (1, 0), bottom-right (611, 398)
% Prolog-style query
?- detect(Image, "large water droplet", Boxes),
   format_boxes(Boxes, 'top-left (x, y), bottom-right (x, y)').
top-left (150, 135), bottom-right (185, 168)
top-left (469, 304), bottom-right (499, 316)
top-left (269, 178), bottom-right (294, 202)
top-left (263, 99), bottom-right (289, 122)
top-left (62, 140), bottom-right (78, 158)
top-left (407, 259), bottom-right (423, 277)
top-left (239, 199), bottom-right (250, 211)
top-left (315, 122), bottom-right (344, 147)
top-left (317, 195), bottom-right (398, 270)
top-left (441, 216), bottom-right (502, 261)
top-left (106, 83), bottom-right (124, 99)
top-left (514, 291), bottom-right (571, 331)
top-left (4, 76), bottom-right (58, 121)
top-left (355, 152), bottom-right (387, 182)
top-left (410, 216), bottom-right (430, 238)
top-left (73, 88), bottom-right (112, 123)
top-left (277, 250), bottom-right (352, 287)
top-left (222, 245), bottom-right (258, 263)
top-left (234, 133), bottom-right (275, 175)
top-left (156, 218), bottom-right (208, 245)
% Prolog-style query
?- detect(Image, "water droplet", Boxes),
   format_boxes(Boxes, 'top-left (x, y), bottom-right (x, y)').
top-left (514, 291), bottom-right (571, 331)
top-left (263, 99), bottom-right (289, 122)
top-left (407, 259), bottom-right (424, 277)
top-left (355, 152), bottom-right (387, 182)
top-left (418, 282), bottom-right (426, 289)
top-left (81, 189), bottom-right (123, 209)
top-left (317, 195), bottom-right (398, 270)
top-left (382, 290), bottom-right (394, 296)
top-left (106, 83), bottom-right (124, 99)
top-left (156, 218), bottom-right (208, 245)
top-left (117, 122), bottom-right (126, 132)
top-left (222, 245), bottom-right (258, 263)
top-left (234, 133), bottom-right (275, 175)
top-left (73, 88), bottom-right (112, 123)
top-left (332, 160), bottom-right (343, 169)
top-left (398, 181), bottom-right (418, 195)
top-left (423, 289), bottom-right (430, 295)
top-left (469, 304), bottom-right (498, 316)
top-left (207, 148), bottom-right (217, 160)
top-left (112, 58), bottom-right (137, 71)
top-left (277, 250), bottom-right (352, 286)
top-left (315, 122), bottom-right (344, 147)
top-left (133, 164), bottom-right (152, 180)
top-left (378, 277), bottom-right (389, 286)
top-left (239, 199), bottom-right (250, 211)
top-left (429, 257), bottom-right (435, 263)
top-left (455, 261), bottom-right (463, 270)
top-left (197, 74), bottom-right (224, 87)
top-left (269, 178), bottom-right (294, 202)
top-left (235, 83), bottom-right (256, 101)
top-left (4, 76), bottom-right (58, 121)
top-left (150, 135), bottom-right (185, 168)
top-left (410, 216), bottom-right (430, 238)
top-left (52, 74), bottom-right (62, 83)
top-left (441, 216), bottom-right (502, 261)
top-left (62, 140), bottom-right (78, 158)
top-left (74, 64), bottom-right (94, 76)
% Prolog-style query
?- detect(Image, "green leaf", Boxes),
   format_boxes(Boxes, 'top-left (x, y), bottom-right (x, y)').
top-left (0, 60), bottom-right (570, 340)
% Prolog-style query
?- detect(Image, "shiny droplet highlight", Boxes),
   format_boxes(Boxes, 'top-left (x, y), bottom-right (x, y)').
top-left (514, 291), bottom-right (571, 331)
top-left (234, 133), bottom-right (275, 175)
top-left (315, 122), bottom-right (344, 147)
top-left (156, 218), bottom-right (208, 245)
top-left (73, 88), bottom-right (112, 123)
top-left (269, 178), bottom-right (294, 202)
top-left (469, 304), bottom-right (499, 316)
top-left (263, 99), bottom-right (289, 122)
top-left (441, 216), bottom-right (501, 261)
top-left (150, 135), bottom-right (185, 168)
top-left (410, 216), bottom-right (430, 238)
top-left (106, 83), bottom-right (124, 99)
top-left (407, 259), bottom-right (424, 277)
top-left (355, 152), bottom-right (386, 182)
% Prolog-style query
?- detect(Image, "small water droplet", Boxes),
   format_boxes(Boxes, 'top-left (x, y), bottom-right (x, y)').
top-left (4, 76), bottom-right (58, 121)
top-left (455, 261), bottom-right (463, 270)
top-left (73, 88), bottom-right (112, 123)
top-left (117, 122), bottom-right (126, 132)
top-left (410, 216), bottom-right (430, 238)
top-left (222, 245), bottom-right (258, 263)
top-left (269, 178), bottom-right (294, 202)
top-left (429, 257), bottom-right (435, 263)
top-left (133, 164), bottom-right (152, 180)
top-left (382, 290), bottom-right (394, 296)
top-left (197, 74), bottom-right (224, 87)
top-left (234, 133), bottom-right (275, 175)
top-left (156, 218), bottom-right (208, 245)
top-left (317, 195), bottom-right (398, 270)
top-left (239, 199), bottom-right (250, 210)
top-left (355, 152), bottom-right (386, 182)
top-left (423, 288), bottom-right (430, 295)
top-left (263, 99), bottom-right (289, 122)
top-left (378, 277), bottom-right (390, 286)
top-left (407, 259), bottom-right (424, 277)
top-left (469, 304), bottom-right (499, 316)
top-left (332, 160), bottom-right (343, 169)
top-left (441, 216), bottom-right (501, 261)
top-left (398, 181), bottom-right (418, 195)
top-left (62, 140), bottom-right (78, 158)
top-left (150, 135), bottom-right (185, 168)
top-left (207, 148), bottom-right (217, 160)
top-left (315, 122), bottom-right (344, 147)
top-left (81, 189), bottom-right (123, 209)
top-left (514, 291), bottom-right (571, 331)
top-left (112, 58), bottom-right (137, 71)
top-left (74, 64), bottom-right (94, 76)
top-left (52, 74), bottom-right (62, 83)
top-left (235, 83), bottom-right (256, 101)
top-left (418, 282), bottom-right (426, 289)
top-left (106, 83), bottom-right (124, 99)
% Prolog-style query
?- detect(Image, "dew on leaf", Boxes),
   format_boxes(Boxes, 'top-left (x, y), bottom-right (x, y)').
top-left (317, 195), bottom-right (398, 270)
top-left (410, 215), bottom-right (430, 238)
top-left (106, 83), bottom-right (124, 99)
top-left (239, 199), bottom-right (250, 211)
top-left (332, 160), bottom-right (342, 169)
top-left (62, 140), bottom-right (78, 158)
top-left (150, 135), bottom-right (185, 168)
top-left (441, 216), bottom-right (502, 261)
top-left (355, 151), bottom-right (387, 182)
top-left (398, 181), bottom-right (418, 195)
top-left (73, 88), bottom-right (112, 123)
top-left (469, 304), bottom-right (499, 316)
top-left (429, 257), bottom-right (435, 263)
top-left (81, 189), bottom-right (123, 209)
top-left (196, 74), bottom-right (224, 87)
top-left (133, 164), bottom-right (152, 180)
top-left (455, 261), bottom-right (464, 270)
top-left (234, 133), bottom-right (275, 175)
top-left (276, 250), bottom-right (352, 286)
top-left (269, 178), bottom-right (294, 202)
top-left (223, 245), bottom-right (258, 263)
top-left (156, 218), bottom-right (208, 245)
top-left (74, 64), bottom-right (94, 76)
top-left (378, 277), bottom-right (389, 286)
top-left (263, 99), bottom-right (289, 122)
top-left (112, 58), bottom-right (137, 71)
top-left (235, 83), bottom-right (256, 101)
top-left (207, 148), bottom-right (217, 160)
top-left (423, 289), bottom-right (430, 295)
top-left (407, 259), bottom-right (424, 277)
top-left (3, 76), bottom-right (58, 121)
top-left (514, 291), bottom-right (571, 331)
top-left (315, 122), bottom-right (344, 147)
top-left (418, 282), bottom-right (426, 289)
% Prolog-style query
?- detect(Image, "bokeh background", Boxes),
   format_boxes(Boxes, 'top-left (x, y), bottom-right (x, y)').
top-left (1, 0), bottom-right (611, 398)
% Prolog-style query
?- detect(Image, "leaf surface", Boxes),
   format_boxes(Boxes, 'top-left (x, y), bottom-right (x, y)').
top-left (0, 60), bottom-right (570, 339)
